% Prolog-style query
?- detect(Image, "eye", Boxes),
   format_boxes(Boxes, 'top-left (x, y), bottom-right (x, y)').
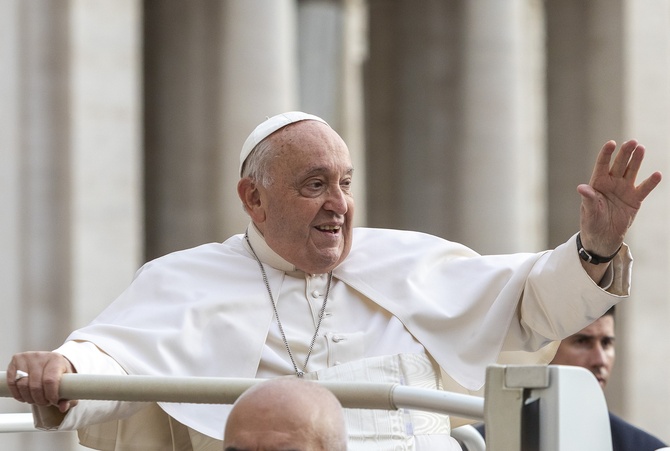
top-left (299, 178), bottom-right (327, 197)
top-left (340, 177), bottom-right (352, 192)
top-left (574, 337), bottom-right (591, 347)
top-left (601, 337), bottom-right (615, 349)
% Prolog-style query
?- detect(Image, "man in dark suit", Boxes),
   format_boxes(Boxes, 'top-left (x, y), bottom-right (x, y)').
top-left (472, 306), bottom-right (667, 451)
top-left (550, 306), bottom-right (666, 451)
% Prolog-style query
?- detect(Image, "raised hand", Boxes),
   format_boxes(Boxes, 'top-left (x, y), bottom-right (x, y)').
top-left (578, 140), bottom-right (662, 256)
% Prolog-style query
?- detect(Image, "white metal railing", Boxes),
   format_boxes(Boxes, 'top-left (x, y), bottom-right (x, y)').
top-left (0, 412), bottom-right (487, 448)
top-left (0, 365), bottom-right (615, 451)
top-left (0, 371), bottom-right (486, 450)
top-left (0, 372), bottom-right (485, 418)
top-left (0, 413), bottom-right (37, 433)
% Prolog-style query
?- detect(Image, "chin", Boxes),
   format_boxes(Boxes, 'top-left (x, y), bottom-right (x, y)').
top-left (310, 256), bottom-right (343, 274)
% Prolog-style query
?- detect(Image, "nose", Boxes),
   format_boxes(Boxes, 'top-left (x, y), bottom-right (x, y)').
top-left (590, 343), bottom-right (608, 367)
top-left (324, 185), bottom-right (348, 215)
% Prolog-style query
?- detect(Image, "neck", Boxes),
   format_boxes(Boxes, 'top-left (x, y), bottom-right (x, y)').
top-left (245, 223), bottom-right (297, 273)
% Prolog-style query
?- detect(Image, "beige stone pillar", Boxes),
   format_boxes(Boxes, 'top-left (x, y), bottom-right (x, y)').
top-left (364, 1), bottom-right (465, 237)
top-left (340, 0), bottom-right (368, 225)
top-left (69, 0), bottom-right (143, 327)
top-left (0, 1), bottom-right (142, 449)
top-left (144, 1), bottom-right (230, 259)
top-left (297, 0), bottom-right (368, 224)
top-left (547, 0), bottom-right (670, 443)
top-left (0, 0), bottom-right (21, 367)
top-left (16, 0), bottom-right (72, 352)
top-left (219, 0), bottom-right (299, 237)
top-left (546, 1), bottom-right (625, 248)
top-left (618, 0), bottom-right (670, 443)
top-left (1, 2), bottom-right (77, 448)
top-left (0, 1), bottom-right (26, 449)
top-left (458, 0), bottom-right (546, 253)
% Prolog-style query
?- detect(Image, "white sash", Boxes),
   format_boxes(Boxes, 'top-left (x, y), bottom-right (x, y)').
top-left (304, 353), bottom-right (459, 450)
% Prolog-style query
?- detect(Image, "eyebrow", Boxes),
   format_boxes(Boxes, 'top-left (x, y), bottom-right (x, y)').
top-left (572, 333), bottom-right (615, 341)
top-left (301, 166), bottom-right (354, 177)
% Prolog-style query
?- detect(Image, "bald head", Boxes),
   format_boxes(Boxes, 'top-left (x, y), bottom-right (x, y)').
top-left (223, 378), bottom-right (347, 451)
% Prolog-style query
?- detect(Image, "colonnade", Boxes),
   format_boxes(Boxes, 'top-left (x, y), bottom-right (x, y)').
top-left (1, 1), bottom-right (668, 448)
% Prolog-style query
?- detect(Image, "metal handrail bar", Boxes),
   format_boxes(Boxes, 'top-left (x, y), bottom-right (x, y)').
top-left (0, 372), bottom-right (485, 419)
top-left (0, 413), bottom-right (37, 433)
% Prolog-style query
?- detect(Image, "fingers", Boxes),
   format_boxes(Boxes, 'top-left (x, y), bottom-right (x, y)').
top-left (609, 141), bottom-right (662, 201)
top-left (7, 352), bottom-right (74, 408)
top-left (592, 139), bottom-right (661, 196)
top-left (9, 354), bottom-right (49, 405)
top-left (42, 356), bottom-right (73, 406)
top-left (608, 140), bottom-right (639, 179)
top-left (576, 184), bottom-right (598, 208)
top-left (58, 398), bottom-right (79, 413)
top-left (593, 139), bottom-right (642, 182)
top-left (636, 170), bottom-right (663, 201)
top-left (590, 140), bottom-right (617, 184)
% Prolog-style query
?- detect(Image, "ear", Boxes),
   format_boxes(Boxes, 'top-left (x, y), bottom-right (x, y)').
top-left (237, 177), bottom-right (266, 223)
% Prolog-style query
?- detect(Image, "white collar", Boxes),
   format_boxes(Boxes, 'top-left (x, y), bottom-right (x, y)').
top-left (244, 223), bottom-right (298, 273)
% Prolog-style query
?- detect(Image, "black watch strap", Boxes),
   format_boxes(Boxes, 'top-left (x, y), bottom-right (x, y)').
top-left (576, 233), bottom-right (622, 265)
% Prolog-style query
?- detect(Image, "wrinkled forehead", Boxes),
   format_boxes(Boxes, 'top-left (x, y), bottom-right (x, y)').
top-left (271, 123), bottom-right (353, 173)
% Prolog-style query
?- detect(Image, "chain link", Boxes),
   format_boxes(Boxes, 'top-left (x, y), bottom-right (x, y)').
top-left (245, 233), bottom-right (332, 377)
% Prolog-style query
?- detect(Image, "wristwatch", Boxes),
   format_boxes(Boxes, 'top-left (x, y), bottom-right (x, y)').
top-left (576, 233), bottom-right (621, 265)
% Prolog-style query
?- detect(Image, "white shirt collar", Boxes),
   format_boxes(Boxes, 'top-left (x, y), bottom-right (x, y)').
top-left (244, 222), bottom-right (298, 273)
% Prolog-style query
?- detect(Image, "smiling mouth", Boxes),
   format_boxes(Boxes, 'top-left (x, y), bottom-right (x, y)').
top-left (316, 225), bottom-right (341, 234)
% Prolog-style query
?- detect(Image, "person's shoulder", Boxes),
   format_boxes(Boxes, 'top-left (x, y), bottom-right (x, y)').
top-left (609, 412), bottom-right (667, 450)
top-left (351, 227), bottom-right (476, 255)
top-left (137, 235), bottom-right (248, 275)
top-left (353, 227), bottom-right (448, 245)
top-left (150, 235), bottom-right (244, 260)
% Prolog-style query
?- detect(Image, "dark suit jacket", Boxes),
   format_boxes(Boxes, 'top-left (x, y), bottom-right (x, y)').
top-left (472, 413), bottom-right (667, 451)
top-left (609, 412), bottom-right (666, 451)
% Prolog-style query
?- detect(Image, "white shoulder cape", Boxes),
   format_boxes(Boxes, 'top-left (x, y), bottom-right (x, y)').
top-left (66, 227), bottom-right (630, 439)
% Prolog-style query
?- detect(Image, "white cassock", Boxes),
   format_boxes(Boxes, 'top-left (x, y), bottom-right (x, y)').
top-left (35, 225), bottom-right (631, 450)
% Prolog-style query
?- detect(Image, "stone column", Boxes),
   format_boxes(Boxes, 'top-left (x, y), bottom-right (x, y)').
top-left (0, 1), bottom-right (142, 449)
top-left (365, 0), bottom-right (545, 252)
top-left (144, 1), bottom-right (228, 259)
top-left (546, 0), bottom-right (625, 248)
top-left (457, 0), bottom-right (546, 253)
top-left (1, 2), bottom-right (74, 449)
top-left (365, 1), bottom-right (464, 237)
top-left (339, 0), bottom-right (368, 225)
top-left (144, 0), bottom-right (299, 260)
top-left (69, 0), bottom-right (143, 327)
top-left (219, 0), bottom-right (299, 238)
top-left (547, 0), bottom-right (670, 443)
top-left (0, 0), bottom-right (25, 449)
top-left (17, 0), bottom-right (72, 352)
top-left (618, 0), bottom-right (670, 443)
top-left (297, 0), bottom-right (368, 224)
top-left (0, 0), bottom-right (21, 365)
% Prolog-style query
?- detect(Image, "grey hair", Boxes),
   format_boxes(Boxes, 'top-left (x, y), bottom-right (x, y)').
top-left (240, 137), bottom-right (276, 188)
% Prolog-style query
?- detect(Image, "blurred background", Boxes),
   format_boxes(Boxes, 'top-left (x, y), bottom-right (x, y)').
top-left (1, 0), bottom-right (669, 449)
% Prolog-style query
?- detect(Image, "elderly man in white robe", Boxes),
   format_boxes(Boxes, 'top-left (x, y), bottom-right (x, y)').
top-left (6, 111), bottom-right (662, 450)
